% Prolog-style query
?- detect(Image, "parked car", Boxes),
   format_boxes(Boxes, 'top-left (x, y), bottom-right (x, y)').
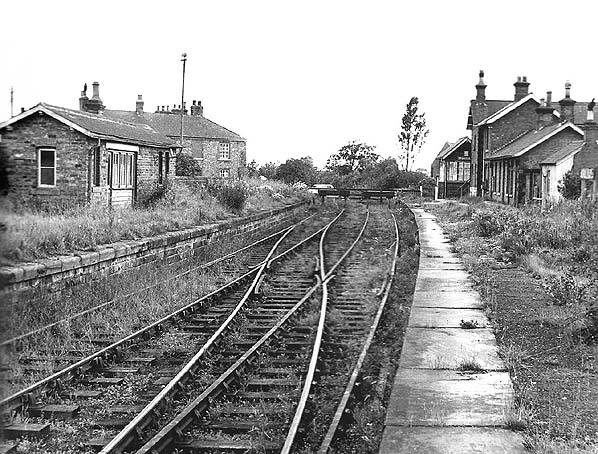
top-left (308, 183), bottom-right (334, 194)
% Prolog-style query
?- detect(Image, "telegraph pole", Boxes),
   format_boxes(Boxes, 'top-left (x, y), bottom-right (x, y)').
top-left (10, 86), bottom-right (14, 117)
top-left (180, 53), bottom-right (187, 149)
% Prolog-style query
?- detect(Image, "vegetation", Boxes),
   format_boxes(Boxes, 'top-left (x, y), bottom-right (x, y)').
top-left (397, 96), bottom-right (429, 171)
top-left (174, 152), bottom-right (203, 177)
top-left (428, 198), bottom-right (598, 453)
top-left (558, 170), bottom-right (581, 199)
top-left (325, 141), bottom-right (380, 175)
top-left (0, 178), bottom-right (308, 264)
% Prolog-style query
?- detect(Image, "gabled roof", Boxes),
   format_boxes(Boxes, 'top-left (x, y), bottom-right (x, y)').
top-left (0, 103), bottom-right (177, 148)
top-left (435, 136), bottom-right (470, 161)
top-left (477, 94), bottom-right (542, 126)
top-left (488, 122), bottom-right (584, 161)
top-left (539, 141), bottom-right (584, 165)
top-left (467, 99), bottom-right (512, 129)
top-left (104, 110), bottom-right (246, 142)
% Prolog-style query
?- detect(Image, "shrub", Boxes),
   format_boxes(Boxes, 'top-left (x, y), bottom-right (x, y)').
top-left (558, 171), bottom-right (581, 199)
top-left (213, 182), bottom-right (248, 211)
top-left (175, 153), bottom-right (202, 177)
top-left (543, 272), bottom-right (587, 306)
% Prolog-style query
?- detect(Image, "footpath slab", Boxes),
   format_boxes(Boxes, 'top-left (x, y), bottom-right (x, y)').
top-left (379, 208), bottom-right (526, 454)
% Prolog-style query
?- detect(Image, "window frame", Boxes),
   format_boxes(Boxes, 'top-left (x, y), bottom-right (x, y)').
top-left (108, 150), bottom-right (135, 189)
top-left (38, 147), bottom-right (56, 187)
top-left (218, 142), bottom-right (231, 161)
top-left (219, 168), bottom-right (230, 178)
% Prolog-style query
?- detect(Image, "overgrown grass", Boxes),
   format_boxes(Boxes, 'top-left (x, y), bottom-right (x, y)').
top-left (0, 178), bottom-right (309, 264)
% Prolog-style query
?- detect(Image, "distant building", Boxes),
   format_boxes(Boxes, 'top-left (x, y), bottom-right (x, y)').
top-left (430, 137), bottom-right (471, 199)
top-left (100, 91), bottom-right (246, 179)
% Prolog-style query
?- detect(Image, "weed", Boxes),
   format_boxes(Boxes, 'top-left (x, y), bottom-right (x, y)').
top-left (456, 357), bottom-right (485, 372)
top-left (459, 319), bottom-right (480, 329)
top-left (543, 273), bottom-right (587, 306)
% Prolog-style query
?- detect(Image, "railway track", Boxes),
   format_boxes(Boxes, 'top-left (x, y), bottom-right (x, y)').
top-left (1, 201), bottom-right (410, 453)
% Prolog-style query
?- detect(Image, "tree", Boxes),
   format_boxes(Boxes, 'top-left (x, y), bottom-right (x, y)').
top-left (259, 162), bottom-right (279, 180)
top-left (326, 141), bottom-right (380, 175)
top-left (246, 159), bottom-right (260, 178)
top-left (398, 97), bottom-right (429, 171)
top-left (276, 157), bottom-right (317, 184)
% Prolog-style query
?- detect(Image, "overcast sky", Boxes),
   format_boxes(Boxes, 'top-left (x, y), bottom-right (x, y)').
top-left (1, 0), bottom-right (597, 171)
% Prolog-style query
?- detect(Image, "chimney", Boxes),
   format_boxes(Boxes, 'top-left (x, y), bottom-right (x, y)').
top-left (514, 76), bottom-right (530, 101)
top-left (79, 83), bottom-right (89, 111)
top-left (587, 98), bottom-right (596, 123)
top-left (190, 100), bottom-right (204, 116)
top-left (535, 92), bottom-right (557, 128)
top-left (85, 81), bottom-right (105, 114)
top-left (475, 70), bottom-right (487, 103)
top-left (136, 95), bottom-right (144, 116)
top-left (559, 81), bottom-right (576, 122)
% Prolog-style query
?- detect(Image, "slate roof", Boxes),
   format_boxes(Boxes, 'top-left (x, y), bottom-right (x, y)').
top-left (539, 141), bottom-right (584, 165)
top-left (104, 110), bottom-right (246, 142)
top-left (488, 122), bottom-right (584, 160)
top-left (467, 99), bottom-right (511, 129)
top-left (478, 94), bottom-right (541, 126)
top-left (0, 103), bottom-right (176, 148)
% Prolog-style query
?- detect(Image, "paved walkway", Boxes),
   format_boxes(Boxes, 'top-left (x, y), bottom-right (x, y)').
top-left (379, 208), bottom-right (527, 453)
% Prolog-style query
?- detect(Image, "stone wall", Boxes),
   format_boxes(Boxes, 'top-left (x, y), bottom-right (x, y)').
top-left (0, 202), bottom-right (308, 307)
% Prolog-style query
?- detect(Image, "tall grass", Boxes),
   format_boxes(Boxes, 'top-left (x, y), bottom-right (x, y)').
top-left (0, 178), bottom-right (309, 264)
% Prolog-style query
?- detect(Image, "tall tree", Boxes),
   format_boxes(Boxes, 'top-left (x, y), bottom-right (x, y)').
top-left (326, 141), bottom-right (380, 175)
top-left (398, 97), bottom-right (429, 171)
top-left (276, 157), bottom-right (317, 184)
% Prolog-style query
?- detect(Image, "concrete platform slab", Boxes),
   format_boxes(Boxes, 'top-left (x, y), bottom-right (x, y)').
top-left (420, 250), bottom-right (457, 259)
top-left (408, 308), bottom-right (488, 328)
top-left (418, 269), bottom-right (471, 281)
top-left (418, 260), bottom-right (465, 270)
top-left (379, 427), bottom-right (527, 454)
top-left (412, 291), bottom-right (483, 309)
top-left (400, 328), bottom-right (505, 371)
top-left (385, 369), bottom-right (513, 426)
top-left (415, 279), bottom-right (474, 293)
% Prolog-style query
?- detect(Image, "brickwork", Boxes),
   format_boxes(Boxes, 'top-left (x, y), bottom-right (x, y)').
top-left (0, 114), bottom-right (94, 208)
top-left (0, 114), bottom-right (176, 208)
top-left (487, 100), bottom-right (538, 154)
top-left (0, 202), bottom-right (307, 308)
top-left (184, 139), bottom-right (246, 178)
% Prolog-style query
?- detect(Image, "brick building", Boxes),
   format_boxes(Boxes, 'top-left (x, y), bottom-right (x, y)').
top-left (101, 91), bottom-right (246, 179)
top-left (0, 87), bottom-right (177, 208)
top-left (466, 71), bottom-right (596, 205)
top-left (430, 136), bottom-right (471, 199)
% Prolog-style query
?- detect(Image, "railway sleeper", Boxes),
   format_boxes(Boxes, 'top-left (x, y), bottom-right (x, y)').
top-left (26, 404), bottom-right (80, 420)
top-left (244, 378), bottom-right (294, 391)
top-left (175, 437), bottom-right (281, 452)
top-left (196, 418), bottom-right (280, 433)
top-left (95, 367), bottom-right (139, 377)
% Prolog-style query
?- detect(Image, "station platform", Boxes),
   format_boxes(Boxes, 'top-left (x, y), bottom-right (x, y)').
top-left (379, 208), bottom-right (526, 453)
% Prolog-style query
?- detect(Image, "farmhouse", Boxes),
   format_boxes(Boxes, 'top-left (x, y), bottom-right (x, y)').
top-left (99, 90), bottom-right (247, 179)
top-left (0, 89), bottom-right (177, 208)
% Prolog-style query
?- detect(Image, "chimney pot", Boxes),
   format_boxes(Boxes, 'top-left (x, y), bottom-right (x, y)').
top-left (546, 91), bottom-right (552, 106)
top-left (136, 94), bottom-right (144, 116)
top-left (514, 75), bottom-right (530, 101)
top-left (475, 70), bottom-right (487, 102)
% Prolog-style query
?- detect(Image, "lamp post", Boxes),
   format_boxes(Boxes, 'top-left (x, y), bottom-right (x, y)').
top-left (180, 53), bottom-right (187, 149)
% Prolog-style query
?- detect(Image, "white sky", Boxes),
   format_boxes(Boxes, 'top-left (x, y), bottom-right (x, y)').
top-left (1, 0), bottom-right (597, 171)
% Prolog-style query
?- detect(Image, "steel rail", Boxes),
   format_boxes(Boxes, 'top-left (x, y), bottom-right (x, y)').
top-left (99, 224), bottom-right (298, 453)
top-left (1, 217), bottom-right (311, 348)
top-left (1, 212), bottom-right (323, 413)
top-left (318, 212), bottom-right (400, 453)
top-left (281, 209), bottom-right (370, 454)
top-left (101, 209), bottom-right (346, 453)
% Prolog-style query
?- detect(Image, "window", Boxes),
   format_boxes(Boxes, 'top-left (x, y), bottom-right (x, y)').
top-left (93, 146), bottom-right (101, 186)
top-left (38, 148), bottom-right (56, 186)
top-left (108, 151), bottom-right (135, 188)
top-left (219, 142), bottom-right (230, 160)
top-left (219, 168), bottom-right (230, 178)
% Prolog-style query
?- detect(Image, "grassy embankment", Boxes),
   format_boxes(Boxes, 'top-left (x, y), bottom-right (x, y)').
top-left (0, 178), bottom-right (309, 265)
top-left (428, 198), bottom-right (598, 454)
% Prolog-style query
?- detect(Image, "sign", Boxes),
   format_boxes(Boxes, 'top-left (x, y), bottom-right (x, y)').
top-left (580, 168), bottom-right (595, 180)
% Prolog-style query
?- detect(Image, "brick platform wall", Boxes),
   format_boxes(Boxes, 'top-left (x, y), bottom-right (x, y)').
top-left (0, 202), bottom-right (308, 308)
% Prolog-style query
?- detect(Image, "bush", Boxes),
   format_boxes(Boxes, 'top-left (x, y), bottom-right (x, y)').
top-left (211, 182), bottom-right (248, 211)
top-left (558, 171), bottom-right (581, 199)
top-left (175, 153), bottom-right (202, 177)
top-left (543, 272), bottom-right (587, 306)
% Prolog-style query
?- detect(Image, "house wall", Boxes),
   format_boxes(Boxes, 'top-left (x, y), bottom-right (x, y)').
top-left (487, 100), bottom-right (538, 155)
top-left (0, 113), bottom-right (94, 208)
top-left (544, 154), bottom-right (575, 202)
top-left (182, 138), bottom-right (246, 178)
